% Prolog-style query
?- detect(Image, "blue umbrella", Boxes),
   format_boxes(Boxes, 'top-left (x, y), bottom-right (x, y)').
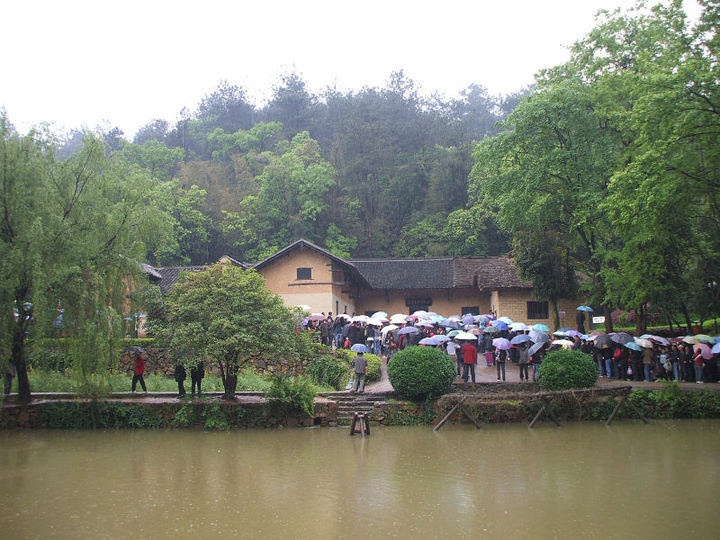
top-left (533, 323), bottom-right (550, 332)
top-left (711, 342), bottom-right (720, 354)
top-left (577, 306), bottom-right (594, 312)
top-left (398, 326), bottom-right (420, 335)
top-left (625, 342), bottom-right (643, 352)
top-left (419, 336), bottom-right (442, 346)
top-left (494, 321), bottom-right (509, 331)
top-left (461, 314), bottom-right (475, 325)
top-left (528, 342), bottom-right (545, 356)
top-left (510, 334), bottom-right (532, 345)
top-left (350, 344), bottom-right (370, 353)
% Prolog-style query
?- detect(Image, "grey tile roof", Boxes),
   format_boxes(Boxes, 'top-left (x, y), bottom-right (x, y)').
top-left (349, 258), bottom-right (455, 289)
top-left (453, 257), bottom-right (532, 290)
top-left (153, 266), bottom-right (206, 294)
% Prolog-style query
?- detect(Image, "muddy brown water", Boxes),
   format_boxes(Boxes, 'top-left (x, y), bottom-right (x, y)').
top-left (1, 420), bottom-right (718, 539)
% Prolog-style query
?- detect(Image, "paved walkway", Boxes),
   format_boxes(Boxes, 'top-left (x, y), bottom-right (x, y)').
top-left (364, 356), bottom-right (720, 394)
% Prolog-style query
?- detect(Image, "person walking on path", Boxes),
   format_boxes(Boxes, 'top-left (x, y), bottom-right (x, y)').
top-left (190, 361), bottom-right (205, 396)
top-left (518, 343), bottom-right (530, 382)
top-left (461, 340), bottom-right (477, 384)
top-left (131, 350), bottom-right (148, 392)
top-left (174, 363), bottom-right (186, 397)
top-left (446, 339), bottom-right (461, 376)
top-left (351, 352), bottom-right (367, 393)
top-left (495, 347), bottom-right (507, 381)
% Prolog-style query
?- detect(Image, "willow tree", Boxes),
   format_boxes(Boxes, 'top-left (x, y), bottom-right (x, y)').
top-left (0, 114), bottom-right (167, 401)
top-left (156, 263), bottom-right (296, 400)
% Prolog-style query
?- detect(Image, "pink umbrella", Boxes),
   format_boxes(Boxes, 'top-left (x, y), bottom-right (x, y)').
top-left (694, 343), bottom-right (713, 360)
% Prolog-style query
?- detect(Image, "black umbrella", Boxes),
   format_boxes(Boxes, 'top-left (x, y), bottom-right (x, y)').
top-left (594, 335), bottom-right (613, 349)
top-left (610, 332), bottom-right (634, 345)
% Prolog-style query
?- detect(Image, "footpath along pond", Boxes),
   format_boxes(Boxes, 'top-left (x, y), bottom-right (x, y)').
top-left (1, 420), bottom-right (718, 539)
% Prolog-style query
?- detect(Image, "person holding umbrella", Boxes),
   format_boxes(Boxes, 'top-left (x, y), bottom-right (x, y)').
top-left (351, 347), bottom-right (368, 393)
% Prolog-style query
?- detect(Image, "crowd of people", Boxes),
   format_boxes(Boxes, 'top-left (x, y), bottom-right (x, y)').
top-left (303, 310), bottom-right (720, 385)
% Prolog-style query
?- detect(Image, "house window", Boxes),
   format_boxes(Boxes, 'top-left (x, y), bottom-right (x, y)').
top-left (461, 306), bottom-right (479, 315)
top-left (296, 267), bottom-right (312, 280)
top-left (527, 301), bottom-right (549, 320)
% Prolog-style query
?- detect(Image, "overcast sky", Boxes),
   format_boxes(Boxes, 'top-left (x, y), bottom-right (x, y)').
top-left (1, 0), bottom-right (701, 139)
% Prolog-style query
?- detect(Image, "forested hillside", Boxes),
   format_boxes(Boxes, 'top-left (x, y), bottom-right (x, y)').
top-left (62, 72), bottom-right (518, 265)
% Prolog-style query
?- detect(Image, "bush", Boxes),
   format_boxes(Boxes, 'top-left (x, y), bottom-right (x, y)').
top-left (387, 346), bottom-right (456, 401)
top-left (538, 349), bottom-right (598, 391)
top-left (334, 350), bottom-right (382, 383)
top-left (307, 355), bottom-right (351, 390)
top-left (266, 375), bottom-right (316, 417)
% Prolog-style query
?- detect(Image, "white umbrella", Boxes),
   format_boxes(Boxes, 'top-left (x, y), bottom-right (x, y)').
top-left (381, 324), bottom-right (399, 336)
top-left (552, 339), bottom-right (574, 348)
top-left (351, 315), bottom-right (370, 323)
top-left (367, 318), bottom-right (385, 326)
top-left (510, 322), bottom-right (529, 331)
top-left (454, 331), bottom-right (478, 340)
top-left (390, 314), bottom-right (409, 324)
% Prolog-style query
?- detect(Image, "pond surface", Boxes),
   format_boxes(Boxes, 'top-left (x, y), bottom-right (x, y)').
top-left (1, 420), bottom-right (719, 539)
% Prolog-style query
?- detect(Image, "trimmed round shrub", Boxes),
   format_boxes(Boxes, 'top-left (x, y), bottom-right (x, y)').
top-left (387, 346), bottom-right (456, 400)
top-left (538, 349), bottom-right (598, 391)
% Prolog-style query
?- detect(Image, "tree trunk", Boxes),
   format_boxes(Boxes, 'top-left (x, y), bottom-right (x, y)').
top-left (603, 305), bottom-right (614, 333)
top-left (680, 301), bottom-right (694, 334)
top-left (12, 320), bottom-right (31, 403)
top-left (635, 304), bottom-right (647, 335)
top-left (551, 298), bottom-right (560, 331)
top-left (223, 373), bottom-right (238, 400)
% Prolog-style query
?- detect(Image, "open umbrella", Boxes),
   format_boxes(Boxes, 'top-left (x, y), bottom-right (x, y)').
top-left (625, 342), bottom-right (643, 352)
top-left (350, 344), bottom-right (370, 353)
top-left (552, 339), bottom-right (574, 348)
top-left (695, 343), bottom-right (712, 360)
top-left (634, 338), bottom-right (654, 349)
top-left (416, 321), bottom-right (434, 328)
top-left (381, 324), bottom-right (398, 336)
top-left (308, 313), bottom-right (326, 322)
top-left (499, 316), bottom-right (514, 325)
top-left (419, 336), bottom-right (442, 346)
top-left (493, 338), bottom-right (511, 350)
top-left (390, 314), bottom-right (410, 324)
top-left (367, 318), bottom-right (385, 326)
top-left (595, 335), bottom-right (613, 349)
top-left (711, 342), bottom-right (720, 355)
top-left (510, 322), bottom-right (529, 331)
top-left (611, 332), bottom-right (634, 345)
top-left (528, 342), bottom-right (545, 356)
top-left (529, 331), bottom-right (551, 344)
top-left (462, 314), bottom-right (475, 325)
top-left (577, 306), bottom-right (594, 312)
top-left (351, 315), bottom-right (370, 323)
top-left (435, 335), bottom-right (450, 343)
top-left (493, 321), bottom-right (509, 331)
top-left (455, 331), bottom-right (478, 341)
top-left (565, 330), bottom-right (582, 337)
top-left (649, 335), bottom-right (669, 346)
top-left (694, 334), bottom-right (715, 344)
top-left (371, 311), bottom-right (388, 319)
top-left (553, 330), bottom-right (568, 337)
top-left (468, 328), bottom-right (484, 336)
top-left (398, 326), bottom-right (420, 335)
top-left (446, 330), bottom-right (461, 339)
top-left (533, 323), bottom-right (550, 332)
top-left (510, 334), bottom-right (532, 345)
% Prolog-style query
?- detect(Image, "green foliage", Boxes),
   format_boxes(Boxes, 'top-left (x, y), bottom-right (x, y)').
top-left (202, 403), bottom-right (231, 431)
top-left (172, 403), bottom-right (199, 428)
top-left (387, 346), bottom-right (456, 401)
top-left (306, 355), bottom-right (350, 390)
top-left (364, 353), bottom-right (382, 382)
top-left (40, 402), bottom-right (164, 429)
top-left (266, 375), bottom-right (316, 418)
top-left (155, 263), bottom-right (296, 399)
top-left (537, 349), bottom-right (598, 391)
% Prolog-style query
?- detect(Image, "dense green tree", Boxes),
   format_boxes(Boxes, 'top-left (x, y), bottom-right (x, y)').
top-left (0, 115), bottom-right (169, 401)
top-left (156, 263), bottom-right (296, 399)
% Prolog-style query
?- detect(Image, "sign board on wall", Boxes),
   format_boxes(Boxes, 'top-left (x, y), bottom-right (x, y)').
top-left (592, 316), bottom-right (605, 324)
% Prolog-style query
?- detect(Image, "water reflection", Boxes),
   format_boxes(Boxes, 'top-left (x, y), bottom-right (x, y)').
top-left (0, 421), bottom-right (718, 539)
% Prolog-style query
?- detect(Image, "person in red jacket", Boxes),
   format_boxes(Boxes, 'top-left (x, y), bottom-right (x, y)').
top-left (132, 350), bottom-right (148, 392)
top-left (461, 340), bottom-right (478, 384)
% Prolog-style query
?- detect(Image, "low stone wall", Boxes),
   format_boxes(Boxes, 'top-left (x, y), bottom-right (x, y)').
top-left (0, 397), bottom-right (337, 430)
